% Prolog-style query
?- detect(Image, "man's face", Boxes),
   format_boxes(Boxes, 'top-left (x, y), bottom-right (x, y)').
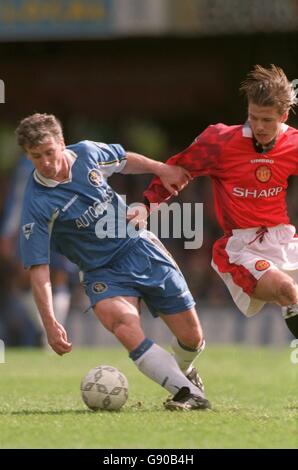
top-left (26, 136), bottom-right (65, 179)
top-left (248, 103), bottom-right (288, 146)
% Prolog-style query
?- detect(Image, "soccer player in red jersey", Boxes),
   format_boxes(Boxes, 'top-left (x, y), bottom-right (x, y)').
top-left (144, 64), bottom-right (298, 339)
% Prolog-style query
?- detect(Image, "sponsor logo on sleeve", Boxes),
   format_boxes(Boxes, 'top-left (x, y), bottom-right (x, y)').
top-left (22, 223), bottom-right (35, 240)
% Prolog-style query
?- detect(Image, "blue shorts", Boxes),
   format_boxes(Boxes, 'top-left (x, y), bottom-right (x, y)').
top-left (82, 232), bottom-right (195, 317)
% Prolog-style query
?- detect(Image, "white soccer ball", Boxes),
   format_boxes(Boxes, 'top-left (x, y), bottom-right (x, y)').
top-left (80, 365), bottom-right (128, 411)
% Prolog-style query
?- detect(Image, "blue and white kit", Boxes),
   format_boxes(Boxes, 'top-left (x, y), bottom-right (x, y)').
top-left (20, 140), bottom-right (195, 316)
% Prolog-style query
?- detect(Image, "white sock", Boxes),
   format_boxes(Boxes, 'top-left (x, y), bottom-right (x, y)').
top-left (53, 287), bottom-right (71, 326)
top-left (171, 337), bottom-right (205, 374)
top-left (282, 304), bottom-right (298, 319)
top-left (130, 339), bottom-right (204, 397)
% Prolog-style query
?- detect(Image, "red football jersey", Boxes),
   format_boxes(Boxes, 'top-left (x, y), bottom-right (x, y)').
top-left (144, 123), bottom-right (298, 234)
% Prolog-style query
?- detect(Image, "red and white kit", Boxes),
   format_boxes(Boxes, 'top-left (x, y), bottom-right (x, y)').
top-left (144, 122), bottom-right (298, 316)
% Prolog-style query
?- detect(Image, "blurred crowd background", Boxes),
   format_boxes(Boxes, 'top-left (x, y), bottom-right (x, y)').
top-left (0, 0), bottom-right (297, 347)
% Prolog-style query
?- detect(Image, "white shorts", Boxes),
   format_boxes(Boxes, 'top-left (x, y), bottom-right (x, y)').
top-left (211, 224), bottom-right (298, 317)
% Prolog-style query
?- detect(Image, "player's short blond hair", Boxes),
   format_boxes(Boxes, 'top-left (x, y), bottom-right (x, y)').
top-left (240, 64), bottom-right (296, 115)
top-left (15, 113), bottom-right (64, 150)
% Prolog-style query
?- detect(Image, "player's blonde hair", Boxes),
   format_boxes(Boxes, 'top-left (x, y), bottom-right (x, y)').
top-left (240, 64), bottom-right (297, 114)
top-left (15, 113), bottom-right (64, 150)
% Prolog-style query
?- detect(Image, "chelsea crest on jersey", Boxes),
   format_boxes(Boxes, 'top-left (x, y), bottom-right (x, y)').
top-left (20, 140), bottom-right (138, 272)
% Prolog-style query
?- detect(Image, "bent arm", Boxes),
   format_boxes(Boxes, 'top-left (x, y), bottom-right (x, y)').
top-left (144, 124), bottom-right (221, 205)
top-left (143, 145), bottom-right (202, 205)
top-left (29, 264), bottom-right (72, 355)
top-left (121, 151), bottom-right (165, 175)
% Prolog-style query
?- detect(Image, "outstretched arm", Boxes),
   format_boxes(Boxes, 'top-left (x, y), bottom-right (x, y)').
top-left (121, 151), bottom-right (191, 196)
top-left (143, 146), bottom-right (202, 205)
top-left (144, 124), bottom-right (221, 205)
top-left (29, 264), bottom-right (72, 355)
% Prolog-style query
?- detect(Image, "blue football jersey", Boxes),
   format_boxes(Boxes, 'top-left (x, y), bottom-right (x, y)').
top-left (20, 140), bottom-right (139, 271)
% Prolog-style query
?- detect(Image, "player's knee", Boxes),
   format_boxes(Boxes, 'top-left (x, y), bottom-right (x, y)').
top-left (177, 327), bottom-right (203, 350)
top-left (278, 279), bottom-right (298, 306)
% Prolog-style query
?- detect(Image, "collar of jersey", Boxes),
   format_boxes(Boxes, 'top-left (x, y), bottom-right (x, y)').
top-left (34, 149), bottom-right (77, 187)
top-left (242, 121), bottom-right (288, 138)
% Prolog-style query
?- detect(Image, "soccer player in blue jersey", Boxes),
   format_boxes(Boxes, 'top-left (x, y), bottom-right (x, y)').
top-left (16, 113), bottom-right (210, 411)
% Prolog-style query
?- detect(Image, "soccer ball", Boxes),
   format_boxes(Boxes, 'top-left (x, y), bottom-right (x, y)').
top-left (80, 365), bottom-right (128, 411)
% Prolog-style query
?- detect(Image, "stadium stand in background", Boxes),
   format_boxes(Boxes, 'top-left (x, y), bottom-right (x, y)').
top-left (0, 0), bottom-right (297, 345)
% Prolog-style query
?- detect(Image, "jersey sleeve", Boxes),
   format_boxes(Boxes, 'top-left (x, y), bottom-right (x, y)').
top-left (89, 141), bottom-right (127, 178)
top-left (144, 124), bottom-right (221, 204)
top-left (20, 200), bottom-right (51, 268)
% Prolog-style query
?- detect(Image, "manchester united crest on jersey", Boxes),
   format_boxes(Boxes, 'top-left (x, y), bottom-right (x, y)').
top-left (88, 168), bottom-right (102, 187)
top-left (255, 260), bottom-right (270, 271)
top-left (255, 165), bottom-right (271, 183)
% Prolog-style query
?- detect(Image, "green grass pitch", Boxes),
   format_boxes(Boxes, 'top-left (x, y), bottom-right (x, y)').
top-left (0, 345), bottom-right (296, 449)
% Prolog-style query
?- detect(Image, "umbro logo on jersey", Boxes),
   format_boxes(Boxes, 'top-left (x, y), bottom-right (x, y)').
top-left (250, 158), bottom-right (274, 164)
top-left (88, 168), bottom-right (102, 187)
top-left (22, 222), bottom-right (35, 240)
top-left (92, 282), bottom-right (108, 294)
